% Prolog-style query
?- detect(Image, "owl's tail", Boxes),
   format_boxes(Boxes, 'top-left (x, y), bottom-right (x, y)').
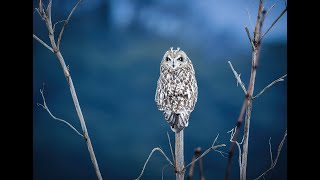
top-left (164, 110), bottom-right (189, 133)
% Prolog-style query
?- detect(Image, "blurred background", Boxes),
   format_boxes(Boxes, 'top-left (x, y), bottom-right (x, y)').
top-left (33, 0), bottom-right (287, 179)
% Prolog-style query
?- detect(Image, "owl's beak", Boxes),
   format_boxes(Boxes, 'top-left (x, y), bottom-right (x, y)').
top-left (172, 60), bottom-right (176, 69)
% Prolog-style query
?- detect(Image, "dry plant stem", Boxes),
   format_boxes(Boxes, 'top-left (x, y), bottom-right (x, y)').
top-left (33, 1), bottom-right (103, 179)
top-left (37, 88), bottom-right (83, 137)
top-left (57, 0), bottom-right (82, 49)
top-left (253, 74), bottom-right (287, 99)
top-left (245, 27), bottom-right (255, 50)
top-left (228, 61), bottom-right (247, 94)
top-left (225, 100), bottom-right (247, 180)
top-left (185, 134), bottom-right (225, 170)
top-left (260, 7), bottom-right (287, 42)
top-left (135, 147), bottom-right (174, 180)
top-left (225, 1), bottom-right (265, 179)
top-left (198, 154), bottom-right (204, 180)
top-left (254, 129), bottom-right (287, 180)
top-left (33, 34), bottom-right (53, 53)
top-left (162, 164), bottom-right (171, 180)
top-left (175, 130), bottom-right (185, 180)
top-left (240, 1), bottom-right (265, 178)
top-left (187, 148), bottom-right (205, 180)
top-left (187, 149), bottom-right (198, 180)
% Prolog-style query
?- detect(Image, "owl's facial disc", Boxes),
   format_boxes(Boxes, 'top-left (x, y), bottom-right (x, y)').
top-left (166, 54), bottom-right (185, 70)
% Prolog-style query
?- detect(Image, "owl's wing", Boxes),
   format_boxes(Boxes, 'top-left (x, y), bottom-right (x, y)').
top-left (155, 66), bottom-right (168, 111)
top-left (182, 61), bottom-right (198, 114)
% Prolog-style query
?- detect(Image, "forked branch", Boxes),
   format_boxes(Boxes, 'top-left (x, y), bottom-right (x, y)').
top-left (135, 147), bottom-right (174, 180)
top-left (184, 134), bottom-right (226, 170)
top-left (33, 1), bottom-right (103, 179)
top-left (57, 0), bottom-right (82, 49)
top-left (37, 86), bottom-right (83, 137)
top-left (254, 129), bottom-right (287, 180)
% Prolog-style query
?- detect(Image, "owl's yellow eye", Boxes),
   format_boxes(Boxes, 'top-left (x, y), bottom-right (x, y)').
top-left (166, 57), bottom-right (170, 61)
top-left (178, 57), bottom-right (183, 62)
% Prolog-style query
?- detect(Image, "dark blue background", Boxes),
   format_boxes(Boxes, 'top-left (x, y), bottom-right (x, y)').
top-left (33, 0), bottom-right (287, 179)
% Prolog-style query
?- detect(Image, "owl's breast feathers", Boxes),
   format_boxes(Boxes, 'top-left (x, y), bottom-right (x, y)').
top-left (155, 64), bottom-right (198, 132)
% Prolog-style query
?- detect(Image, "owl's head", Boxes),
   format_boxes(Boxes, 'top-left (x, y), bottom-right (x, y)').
top-left (162, 47), bottom-right (190, 70)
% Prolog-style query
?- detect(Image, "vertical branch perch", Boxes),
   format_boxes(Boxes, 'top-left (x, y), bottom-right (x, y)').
top-left (33, 1), bottom-right (103, 179)
top-left (175, 130), bottom-right (185, 180)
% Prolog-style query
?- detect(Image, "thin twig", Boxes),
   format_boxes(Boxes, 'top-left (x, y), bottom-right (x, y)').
top-left (264, 3), bottom-right (276, 20)
top-left (33, 34), bottom-right (54, 53)
top-left (57, 0), bottom-right (82, 49)
top-left (246, 8), bottom-right (254, 31)
top-left (167, 131), bottom-right (175, 166)
top-left (254, 129), bottom-right (287, 180)
top-left (252, 74), bottom-right (287, 99)
top-left (228, 127), bottom-right (243, 179)
top-left (225, 99), bottom-right (248, 180)
top-left (214, 149), bottom-right (228, 158)
top-left (245, 27), bottom-right (255, 50)
top-left (260, 7), bottom-right (287, 42)
top-left (162, 164), bottom-right (170, 180)
top-left (228, 61), bottom-right (247, 94)
top-left (37, 88), bottom-right (83, 137)
top-left (269, 137), bottom-right (273, 165)
top-left (184, 134), bottom-right (225, 170)
top-left (53, 20), bottom-right (67, 32)
top-left (187, 148), bottom-right (199, 180)
top-left (184, 144), bottom-right (226, 170)
top-left (135, 147), bottom-right (174, 180)
top-left (198, 151), bottom-right (204, 180)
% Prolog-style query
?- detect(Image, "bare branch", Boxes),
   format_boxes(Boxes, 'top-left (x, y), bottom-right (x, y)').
top-left (34, 1), bottom-right (103, 179)
top-left (198, 152), bottom-right (204, 180)
top-left (46, 0), bottom-right (52, 19)
top-left (245, 27), bottom-right (256, 50)
top-left (184, 134), bottom-right (226, 170)
top-left (264, 3), bottom-right (276, 20)
top-left (212, 133), bottom-right (220, 147)
top-left (228, 61), bottom-right (247, 94)
top-left (167, 131), bottom-right (175, 165)
top-left (37, 87), bottom-right (83, 137)
top-left (269, 137), bottom-right (273, 165)
top-left (187, 148), bottom-right (198, 180)
top-left (228, 127), bottom-right (243, 178)
top-left (33, 34), bottom-right (54, 53)
top-left (135, 147), bottom-right (174, 180)
top-left (214, 149), bottom-right (228, 158)
top-left (162, 164), bottom-right (170, 180)
top-left (246, 8), bottom-right (254, 31)
top-left (39, 0), bottom-right (43, 15)
top-left (53, 20), bottom-right (67, 32)
top-left (57, 0), bottom-right (82, 49)
top-left (260, 7), bottom-right (287, 42)
top-left (187, 147), bottom-right (204, 180)
top-left (254, 129), bottom-right (287, 180)
top-left (252, 74), bottom-right (287, 99)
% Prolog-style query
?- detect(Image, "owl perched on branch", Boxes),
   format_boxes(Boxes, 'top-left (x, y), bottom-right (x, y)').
top-left (155, 47), bottom-right (198, 133)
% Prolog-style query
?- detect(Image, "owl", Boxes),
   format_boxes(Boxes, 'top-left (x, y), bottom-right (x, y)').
top-left (155, 47), bottom-right (198, 133)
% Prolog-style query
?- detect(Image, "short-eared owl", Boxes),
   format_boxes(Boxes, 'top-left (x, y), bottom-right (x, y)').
top-left (155, 47), bottom-right (198, 133)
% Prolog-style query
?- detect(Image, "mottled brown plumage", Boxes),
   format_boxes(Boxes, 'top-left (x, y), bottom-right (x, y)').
top-left (155, 47), bottom-right (198, 132)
